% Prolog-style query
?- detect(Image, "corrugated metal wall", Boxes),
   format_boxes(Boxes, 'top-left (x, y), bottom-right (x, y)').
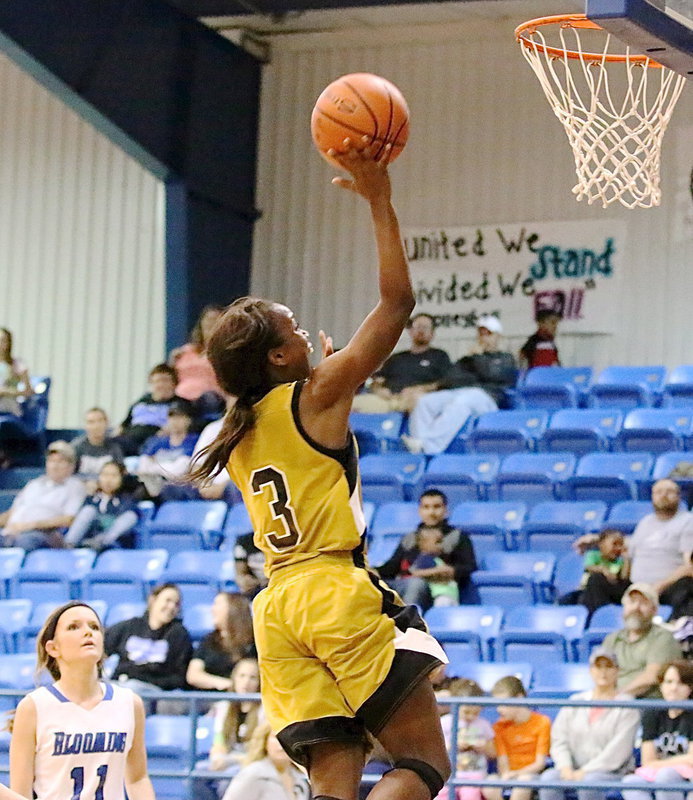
top-left (251, 10), bottom-right (692, 368)
top-left (0, 53), bottom-right (165, 429)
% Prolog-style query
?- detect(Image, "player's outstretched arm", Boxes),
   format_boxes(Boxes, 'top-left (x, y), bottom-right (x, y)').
top-left (125, 695), bottom-right (156, 800)
top-left (308, 139), bottom-right (415, 409)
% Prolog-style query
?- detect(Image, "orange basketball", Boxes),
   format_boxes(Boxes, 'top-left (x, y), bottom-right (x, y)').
top-left (311, 73), bottom-right (410, 168)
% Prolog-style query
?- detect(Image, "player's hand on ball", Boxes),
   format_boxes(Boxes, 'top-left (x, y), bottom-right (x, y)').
top-left (330, 138), bottom-right (392, 203)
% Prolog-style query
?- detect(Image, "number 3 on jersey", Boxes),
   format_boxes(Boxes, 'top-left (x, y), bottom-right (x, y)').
top-left (251, 466), bottom-right (304, 551)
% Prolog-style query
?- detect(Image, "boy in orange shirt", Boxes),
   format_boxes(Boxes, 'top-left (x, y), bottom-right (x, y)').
top-left (482, 675), bottom-right (551, 800)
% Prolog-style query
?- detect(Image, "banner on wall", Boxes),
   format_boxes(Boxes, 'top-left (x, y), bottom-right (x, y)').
top-left (403, 220), bottom-right (625, 347)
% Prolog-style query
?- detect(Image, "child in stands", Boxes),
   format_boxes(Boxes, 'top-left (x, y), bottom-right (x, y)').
top-left (482, 676), bottom-right (551, 800)
top-left (519, 310), bottom-right (561, 370)
top-left (411, 527), bottom-right (460, 606)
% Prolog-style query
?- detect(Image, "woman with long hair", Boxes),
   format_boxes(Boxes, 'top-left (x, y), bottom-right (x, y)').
top-left (221, 721), bottom-right (310, 800)
top-left (0, 327), bottom-right (32, 416)
top-left (187, 592), bottom-right (255, 691)
top-left (190, 142), bottom-right (450, 800)
top-left (8, 601), bottom-right (154, 800)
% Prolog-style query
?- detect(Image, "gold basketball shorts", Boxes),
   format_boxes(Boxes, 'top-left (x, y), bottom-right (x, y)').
top-left (252, 552), bottom-right (447, 765)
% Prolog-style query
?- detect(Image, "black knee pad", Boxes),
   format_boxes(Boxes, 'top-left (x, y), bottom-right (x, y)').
top-left (391, 758), bottom-right (445, 798)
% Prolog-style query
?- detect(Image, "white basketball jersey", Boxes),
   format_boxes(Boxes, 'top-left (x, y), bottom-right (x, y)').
top-left (30, 682), bottom-right (135, 800)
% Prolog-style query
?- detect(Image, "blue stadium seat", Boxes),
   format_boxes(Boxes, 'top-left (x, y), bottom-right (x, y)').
top-left (578, 603), bottom-right (622, 661)
top-left (0, 467), bottom-right (44, 490)
top-left (416, 454), bottom-right (501, 503)
top-left (565, 452), bottom-right (654, 506)
top-left (359, 454), bottom-right (426, 502)
top-left (479, 551), bottom-right (556, 602)
top-left (81, 549), bottom-right (168, 605)
top-left (663, 366), bottom-right (693, 407)
top-left (606, 500), bottom-right (653, 534)
top-left (496, 604), bottom-right (587, 663)
top-left (370, 502), bottom-right (420, 538)
top-left (139, 500), bottom-right (227, 552)
top-left (450, 502), bottom-right (527, 550)
top-left (367, 536), bottom-right (401, 568)
top-left (443, 414), bottom-right (480, 454)
top-left (516, 367), bottom-right (593, 410)
top-left (0, 653), bottom-right (40, 690)
top-left (470, 574), bottom-right (534, 611)
top-left (0, 599), bottom-right (31, 654)
top-left (425, 605), bottom-right (503, 660)
top-left (12, 549), bottom-right (96, 601)
top-left (149, 777), bottom-right (189, 800)
top-left (221, 503), bottom-right (253, 550)
top-left (651, 451), bottom-right (693, 495)
top-left (349, 412), bottom-right (405, 454)
top-left (0, 490), bottom-right (17, 514)
top-left (588, 366), bottom-right (666, 409)
top-left (362, 501), bottom-right (376, 529)
top-left (445, 659), bottom-right (533, 691)
top-left (162, 550), bottom-right (237, 600)
top-left (495, 452), bottom-right (576, 506)
top-left (183, 604), bottom-right (214, 643)
top-left (467, 410), bottom-right (549, 454)
top-left (518, 501), bottom-right (608, 551)
top-left (540, 409), bottom-right (624, 455)
top-left (105, 601), bottom-right (147, 627)
top-left (530, 662), bottom-right (592, 697)
top-left (0, 548), bottom-right (24, 599)
top-left (145, 714), bottom-right (193, 771)
top-left (618, 408), bottom-right (693, 453)
top-left (0, 376), bottom-right (51, 455)
top-left (552, 552), bottom-right (585, 601)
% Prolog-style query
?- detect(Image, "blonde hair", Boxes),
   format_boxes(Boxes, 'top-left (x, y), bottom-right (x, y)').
top-left (221, 658), bottom-right (261, 750)
top-left (37, 602), bottom-right (105, 680)
top-left (491, 675), bottom-right (526, 697)
top-left (242, 721), bottom-right (272, 765)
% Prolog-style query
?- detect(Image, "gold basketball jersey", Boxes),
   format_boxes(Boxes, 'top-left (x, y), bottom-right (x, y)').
top-left (227, 381), bottom-right (366, 576)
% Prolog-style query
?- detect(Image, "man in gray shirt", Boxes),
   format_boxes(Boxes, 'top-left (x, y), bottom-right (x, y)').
top-left (581, 479), bottom-right (693, 615)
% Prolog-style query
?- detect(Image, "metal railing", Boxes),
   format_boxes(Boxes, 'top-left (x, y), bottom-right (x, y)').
top-left (2, 688), bottom-right (693, 796)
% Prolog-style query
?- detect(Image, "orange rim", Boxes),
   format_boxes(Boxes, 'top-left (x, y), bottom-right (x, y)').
top-left (515, 14), bottom-right (664, 67)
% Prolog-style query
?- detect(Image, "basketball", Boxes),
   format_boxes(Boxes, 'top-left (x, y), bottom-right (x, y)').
top-left (311, 73), bottom-right (410, 168)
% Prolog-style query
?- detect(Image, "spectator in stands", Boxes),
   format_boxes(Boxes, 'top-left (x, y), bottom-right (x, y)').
top-left (0, 327), bottom-right (32, 416)
top-left (351, 312), bottom-right (451, 413)
top-left (483, 675), bottom-right (551, 800)
top-left (579, 480), bottom-right (693, 617)
top-left (208, 658), bottom-right (262, 771)
top-left (105, 582), bottom-right (192, 711)
top-left (411, 527), bottom-right (460, 607)
top-left (622, 660), bottom-right (693, 800)
top-left (71, 407), bottom-right (124, 487)
top-left (170, 304), bottom-right (226, 419)
top-left (539, 647), bottom-right (640, 800)
top-left (221, 721), bottom-right (311, 800)
top-left (403, 316), bottom-right (516, 454)
top-left (376, 489), bottom-right (477, 611)
top-left (115, 363), bottom-right (195, 456)
top-left (63, 460), bottom-right (138, 551)
top-left (134, 401), bottom-right (199, 498)
top-left (602, 583), bottom-right (682, 698)
top-left (187, 592), bottom-right (256, 691)
top-left (234, 533), bottom-right (267, 599)
top-left (0, 441), bottom-right (86, 551)
top-left (518, 310), bottom-right (561, 370)
top-left (161, 401), bottom-right (236, 504)
top-left (436, 678), bottom-right (495, 800)
top-left (560, 529), bottom-right (630, 613)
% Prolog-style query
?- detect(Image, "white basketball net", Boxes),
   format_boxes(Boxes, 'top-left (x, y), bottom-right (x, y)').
top-left (517, 18), bottom-right (687, 208)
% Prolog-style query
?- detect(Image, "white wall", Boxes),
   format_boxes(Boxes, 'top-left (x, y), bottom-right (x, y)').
top-left (0, 53), bottom-right (166, 429)
top-left (250, 3), bottom-right (693, 370)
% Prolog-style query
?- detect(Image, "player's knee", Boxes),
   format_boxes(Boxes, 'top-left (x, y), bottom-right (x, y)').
top-left (392, 757), bottom-right (450, 798)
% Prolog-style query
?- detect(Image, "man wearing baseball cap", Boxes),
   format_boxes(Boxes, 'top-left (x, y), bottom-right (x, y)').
top-left (404, 315), bottom-right (517, 454)
top-left (0, 441), bottom-right (86, 550)
top-left (602, 583), bottom-right (682, 697)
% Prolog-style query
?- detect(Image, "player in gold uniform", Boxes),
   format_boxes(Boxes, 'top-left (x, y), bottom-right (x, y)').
top-left (191, 141), bottom-right (451, 800)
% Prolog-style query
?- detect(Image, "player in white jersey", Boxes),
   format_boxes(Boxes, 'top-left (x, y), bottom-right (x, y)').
top-left (8, 601), bottom-right (155, 800)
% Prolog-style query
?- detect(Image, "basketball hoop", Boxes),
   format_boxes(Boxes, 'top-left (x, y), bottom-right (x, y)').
top-left (515, 14), bottom-right (686, 208)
